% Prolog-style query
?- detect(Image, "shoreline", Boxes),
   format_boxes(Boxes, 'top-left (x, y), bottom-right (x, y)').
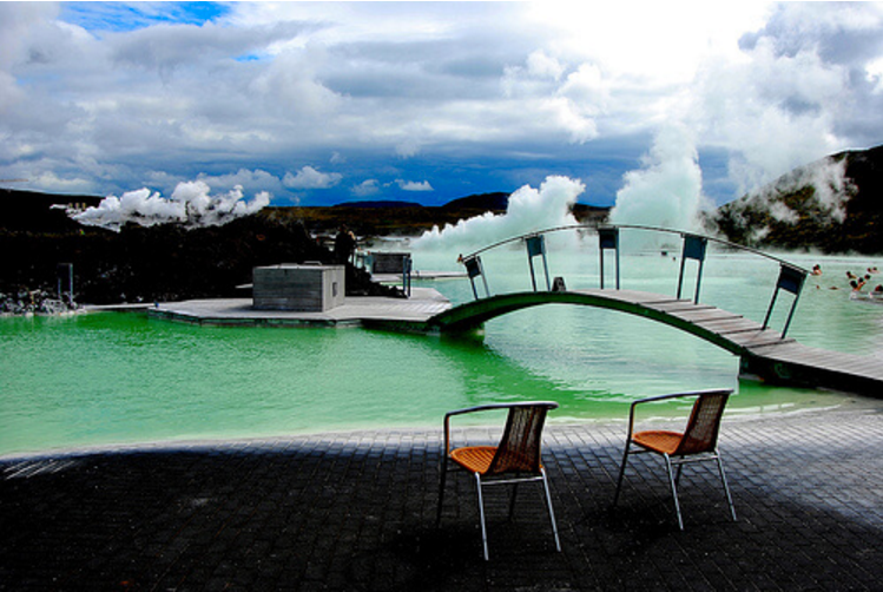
top-left (3, 395), bottom-right (878, 463)
top-left (2, 399), bottom-right (881, 590)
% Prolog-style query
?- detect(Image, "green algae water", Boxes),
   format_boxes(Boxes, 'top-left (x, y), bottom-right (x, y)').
top-left (2, 244), bottom-right (882, 457)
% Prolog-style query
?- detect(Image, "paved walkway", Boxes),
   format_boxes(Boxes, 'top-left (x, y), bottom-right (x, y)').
top-left (2, 401), bottom-right (882, 591)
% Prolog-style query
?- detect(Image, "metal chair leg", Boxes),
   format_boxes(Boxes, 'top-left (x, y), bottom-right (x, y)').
top-left (436, 457), bottom-right (448, 527)
top-left (664, 454), bottom-right (685, 530)
top-left (508, 483), bottom-right (519, 520)
top-left (716, 453), bottom-right (738, 522)
top-left (475, 473), bottom-right (489, 561)
top-left (613, 441), bottom-right (631, 507)
top-left (541, 468), bottom-right (562, 552)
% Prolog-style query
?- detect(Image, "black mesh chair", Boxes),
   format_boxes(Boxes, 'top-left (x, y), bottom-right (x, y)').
top-left (612, 389), bottom-right (737, 530)
top-left (436, 401), bottom-right (561, 560)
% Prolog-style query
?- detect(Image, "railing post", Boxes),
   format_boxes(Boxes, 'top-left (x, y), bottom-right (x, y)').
top-left (763, 264), bottom-right (807, 338)
top-left (598, 227), bottom-right (620, 290)
top-left (525, 234), bottom-right (551, 291)
top-left (401, 254), bottom-right (412, 298)
top-left (677, 234), bottom-right (707, 303)
top-left (461, 254), bottom-right (490, 300)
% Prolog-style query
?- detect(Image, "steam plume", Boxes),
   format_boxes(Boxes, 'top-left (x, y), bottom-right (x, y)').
top-left (411, 175), bottom-right (584, 251)
top-left (609, 125), bottom-right (708, 232)
top-left (740, 157), bottom-right (852, 224)
top-left (72, 181), bottom-right (270, 231)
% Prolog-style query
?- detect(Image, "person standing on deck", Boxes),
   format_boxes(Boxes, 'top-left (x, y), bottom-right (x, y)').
top-left (334, 225), bottom-right (356, 264)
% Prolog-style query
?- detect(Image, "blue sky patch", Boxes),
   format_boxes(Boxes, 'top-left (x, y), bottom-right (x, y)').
top-left (61, 1), bottom-right (231, 33)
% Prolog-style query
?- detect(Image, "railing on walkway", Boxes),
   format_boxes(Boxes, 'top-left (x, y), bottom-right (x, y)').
top-left (458, 225), bottom-right (809, 338)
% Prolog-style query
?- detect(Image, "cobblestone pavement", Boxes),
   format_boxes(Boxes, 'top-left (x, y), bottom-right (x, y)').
top-left (1, 400), bottom-right (881, 591)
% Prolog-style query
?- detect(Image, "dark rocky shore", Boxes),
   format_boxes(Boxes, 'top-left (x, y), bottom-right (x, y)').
top-left (0, 195), bottom-right (404, 308)
top-left (0, 190), bottom-right (608, 310)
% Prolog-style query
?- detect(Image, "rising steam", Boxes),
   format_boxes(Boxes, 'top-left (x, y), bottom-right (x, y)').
top-left (411, 175), bottom-right (584, 251)
top-left (72, 181), bottom-right (270, 231)
top-left (609, 125), bottom-right (708, 232)
top-left (739, 157), bottom-right (852, 224)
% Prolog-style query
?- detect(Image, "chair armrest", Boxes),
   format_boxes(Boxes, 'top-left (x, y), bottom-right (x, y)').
top-left (443, 401), bottom-right (559, 456)
top-left (626, 389), bottom-right (732, 439)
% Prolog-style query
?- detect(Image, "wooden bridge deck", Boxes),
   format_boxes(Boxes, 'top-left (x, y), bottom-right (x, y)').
top-left (587, 289), bottom-right (883, 394)
top-left (428, 288), bottom-right (883, 397)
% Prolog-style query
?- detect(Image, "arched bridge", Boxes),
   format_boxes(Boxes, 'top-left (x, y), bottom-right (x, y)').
top-left (424, 225), bottom-right (883, 397)
top-left (429, 289), bottom-right (790, 355)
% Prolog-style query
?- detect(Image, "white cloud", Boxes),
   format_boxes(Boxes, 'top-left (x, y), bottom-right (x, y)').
top-left (30, 171), bottom-right (94, 194)
top-left (867, 57), bottom-right (883, 94)
top-left (283, 166), bottom-right (343, 190)
top-left (396, 179), bottom-right (433, 192)
top-left (249, 47), bottom-right (343, 117)
top-left (692, 28), bottom-right (849, 195)
top-left (351, 179), bottom-right (380, 197)
top-left (526, 50), bottom-right (565, 81)
top-left (524, 1), bottom-right (772, 84)
top-left (1, 1), bottom-right (883, 210)
top-left (199, 169), bottom-right (283, 194)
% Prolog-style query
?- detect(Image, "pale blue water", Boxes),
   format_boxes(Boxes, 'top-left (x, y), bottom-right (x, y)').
top-left (2, 237), bottom-right (882, 457)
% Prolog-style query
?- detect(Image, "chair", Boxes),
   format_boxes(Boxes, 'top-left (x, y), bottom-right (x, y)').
top-left (436, 401), bottom-right (561, 560)
top-left (612, 389), bottom-right (737, 530)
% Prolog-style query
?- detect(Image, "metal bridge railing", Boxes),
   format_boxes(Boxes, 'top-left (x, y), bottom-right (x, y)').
top-left (457, 224), bottom-right (808, 339)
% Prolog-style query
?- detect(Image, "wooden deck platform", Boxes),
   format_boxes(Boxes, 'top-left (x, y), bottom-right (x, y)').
top-left (148, 287), bottom-right (452, 330)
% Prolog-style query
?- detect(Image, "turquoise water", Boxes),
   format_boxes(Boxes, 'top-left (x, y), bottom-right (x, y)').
top-left (2, 238), bottom-right (882, 457)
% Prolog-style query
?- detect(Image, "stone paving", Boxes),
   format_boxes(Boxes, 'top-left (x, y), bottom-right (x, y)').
top-left (1, 400), bottom-right (881, 591)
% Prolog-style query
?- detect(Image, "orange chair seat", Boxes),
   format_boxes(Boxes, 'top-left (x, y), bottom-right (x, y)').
top-left (451, 446), bottom-right (543, 475)
top-left (633, 430), bottom-right (684, 455)
top-left (450, 446), bottom-right (497, 474)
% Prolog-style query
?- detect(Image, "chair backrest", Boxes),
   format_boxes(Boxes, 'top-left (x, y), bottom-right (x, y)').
top-left (487, 403), bottom-right (556, 475)
top-left (674, 390), bottom-right (730, 455)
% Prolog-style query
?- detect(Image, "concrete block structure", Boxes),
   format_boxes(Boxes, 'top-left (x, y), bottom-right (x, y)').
top-left (253, 264), bottom-right (345, 311)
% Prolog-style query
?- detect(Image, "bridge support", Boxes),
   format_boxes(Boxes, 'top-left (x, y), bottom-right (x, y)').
top-left (462, 255), bottom-right (491, 299)
top-left (677, 234), bottom-right (708, 304)
top-left (762, 264), bottom-right (806, 338)
top-left (525, 234), bottom-right (551, 291)
top-left (598, 227), bottom-right (620, 290)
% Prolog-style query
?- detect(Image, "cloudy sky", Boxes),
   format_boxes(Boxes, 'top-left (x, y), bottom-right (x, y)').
top-left (2, 1), bottom-right (883, 208)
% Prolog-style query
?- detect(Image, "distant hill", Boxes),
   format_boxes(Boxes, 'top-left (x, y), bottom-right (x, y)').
top-left (1, 188), bottom-right (606, 236)
top-left (705, 144), bottom-right (883, 254)
top-left (440, 192), bottom-right (509, 211)
top-left (0, 189), bottom-right (102, 232)
top-left (332, 200), bottom-right (423, 208)
top-left (274, 191), bottom-right (606, 237)
top-left (331, 193), bottom-right (509, 211)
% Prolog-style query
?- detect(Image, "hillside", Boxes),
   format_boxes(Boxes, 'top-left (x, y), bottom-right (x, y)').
top-left (705, 144), bottom-right (883, 254)
top-left (0, 189), bottom-right (607, 307)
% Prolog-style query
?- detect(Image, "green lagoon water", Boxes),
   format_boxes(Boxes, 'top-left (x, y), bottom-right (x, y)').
top-left (2, 237), bottom-right (882, 457)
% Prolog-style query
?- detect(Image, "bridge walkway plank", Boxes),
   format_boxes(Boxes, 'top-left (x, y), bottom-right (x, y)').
top-left (526, 288), bottom-right (883, 394)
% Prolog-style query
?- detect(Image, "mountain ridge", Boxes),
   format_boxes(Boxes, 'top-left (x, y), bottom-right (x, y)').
top-left (705, 144), bottom-right (883, 254)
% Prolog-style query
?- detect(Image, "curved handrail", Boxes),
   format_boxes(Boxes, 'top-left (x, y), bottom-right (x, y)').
top-left (459, 224), bottom-right (808, 274)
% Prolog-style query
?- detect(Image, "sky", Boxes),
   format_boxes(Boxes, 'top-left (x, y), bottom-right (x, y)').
top-left (2, 1), bottom-right (883, 209)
